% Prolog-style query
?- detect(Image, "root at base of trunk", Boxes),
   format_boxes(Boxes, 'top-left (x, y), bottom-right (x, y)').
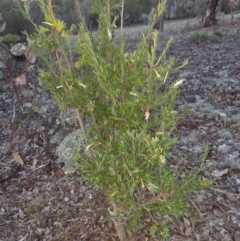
top-left (111, 203), bottom-right (136, 241)
top-left (113, 220), bottom-right (135, 241)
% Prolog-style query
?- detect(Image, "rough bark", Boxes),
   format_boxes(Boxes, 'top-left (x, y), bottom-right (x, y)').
top-left (204, 0), bottom-right (220, 27)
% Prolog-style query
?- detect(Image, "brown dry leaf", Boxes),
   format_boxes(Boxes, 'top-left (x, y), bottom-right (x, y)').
top-left (225, 192), bottom-right (240, 203)
top-left (145, 218), bottom-right (151, 223)
top-left (13, 152), bottom-right (24, 166)
top-left (26, 50), bottom-right (36, 64)
top-left (4, 141), bottom-right (16, 153)
top-left (185, 226), bottom-right (192, 236)
top-left (15, 74), bottom-right (26, 85)
top-left (183, 217), bottom-right (191, 226)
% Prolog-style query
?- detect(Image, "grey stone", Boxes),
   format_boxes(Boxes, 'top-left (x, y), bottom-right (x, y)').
top-left (55, 129), bottom-right (85, 173)
top-left (10, 43), bottom-right (29, 56)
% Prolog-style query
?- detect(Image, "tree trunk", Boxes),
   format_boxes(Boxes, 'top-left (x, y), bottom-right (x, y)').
top-left (113, 220), bottom-right (135, 241)
top-left (152, 0), bottom-right (165, 32)
top-left (204, 0), bottom-right (219, 27)
top-left (153, 16), bottom-right (164, 32)
top-left (111, 203), bottom-right (135, 241)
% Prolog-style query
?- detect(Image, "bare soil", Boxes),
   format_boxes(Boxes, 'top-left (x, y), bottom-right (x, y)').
top-left (1, 13), bottom-right (240, 241)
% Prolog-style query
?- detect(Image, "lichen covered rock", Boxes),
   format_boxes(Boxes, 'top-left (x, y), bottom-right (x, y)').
top-left (10, 43), bottom-right (29, 56)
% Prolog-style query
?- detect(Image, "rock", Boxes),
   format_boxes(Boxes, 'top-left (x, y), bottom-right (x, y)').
top-left (55, 129), bottom-right (85, 174)
top-left (59, 108), bottom-right (78, 127)
top-left (10, 43), bottom-right (29, 56)
top-left (10, 43), bottom-right (36, 63)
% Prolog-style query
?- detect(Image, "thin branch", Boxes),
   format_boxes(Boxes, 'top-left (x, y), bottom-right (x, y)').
top-left (75, 109), bottom-right (94, 159)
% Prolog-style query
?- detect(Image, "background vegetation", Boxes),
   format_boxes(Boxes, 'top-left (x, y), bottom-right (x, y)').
top-left (1, 0), bottom-right (240, 37)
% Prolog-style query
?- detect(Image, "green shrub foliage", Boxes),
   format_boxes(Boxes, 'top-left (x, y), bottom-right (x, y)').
top-left (2, 34), bottom-right (20, 43)
top-left (190, 32), bottom-right (219, 44)
top-left (20, 0), bottom-right (212, 239)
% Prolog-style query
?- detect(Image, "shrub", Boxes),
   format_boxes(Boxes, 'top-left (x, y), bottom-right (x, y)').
top-left (41, 0), bottom-right (92, 29)
top-left (20, 0), bottom-right (212, 240)
top-left (189, 31), bottom-right (219, 44)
